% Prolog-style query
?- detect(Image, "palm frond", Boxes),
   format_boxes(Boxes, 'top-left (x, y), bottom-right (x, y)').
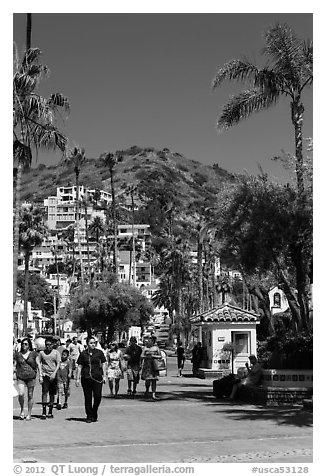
top-left (217, 88), bottom-right (280, 130)
top-left (30, 124), bottom-right (68, 153)
top-left (212, 59), bottom-right (259, 89)
top-left (21, 48), bottom-right (42, 70)
top-left (48, 93), bottom-right (70, 113)
top-left (13, 140), bottom-right (32, 167)
top-left (263, 23), bottom-right (304, 88)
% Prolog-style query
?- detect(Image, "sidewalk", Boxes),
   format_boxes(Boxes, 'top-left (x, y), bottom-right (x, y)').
top-left (13, 358), bottom-right (313, 463)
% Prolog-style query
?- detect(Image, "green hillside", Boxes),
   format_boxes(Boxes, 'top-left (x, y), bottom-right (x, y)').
top-left (19, 146), bottom-right (238, 205)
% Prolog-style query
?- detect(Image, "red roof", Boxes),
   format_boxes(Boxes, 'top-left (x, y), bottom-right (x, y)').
top-left (190, 303), bottom-right (260, 324)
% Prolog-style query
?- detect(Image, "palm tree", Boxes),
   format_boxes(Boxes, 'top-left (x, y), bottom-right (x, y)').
top-left (81, 197), bottom-right (92, 283)
top-left (125, 185), bottom-right (137, 286)
top-left (64, 147), bottom-right (86, 289)
top-left (160, 236), bottom-right (191, 339)
top-left (60, 225), bottom-right (76, 280)
top-left (88, 216), bottom-right (105, 278)
top-left (13, 44), bottom-right (69, 305)
top-left (19, 204), bottom-right (48, 334)
top-left (100, 152), bottom-right (118, 274)
top-left (89, 216), bottom-right (105, 244)
top-left (212, 22), bottom-right (312, 199)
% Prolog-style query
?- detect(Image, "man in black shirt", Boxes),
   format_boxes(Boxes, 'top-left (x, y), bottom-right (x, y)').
top-left (192, 342), bottom-right (204, 377)
top-left (176, 341), bottom-right (185, 377)
top-left (76, 336), bottom-right (107, 423)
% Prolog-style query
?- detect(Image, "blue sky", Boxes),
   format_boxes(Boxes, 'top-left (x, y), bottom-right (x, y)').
top-left (13, 12), bottom-right (312, 183)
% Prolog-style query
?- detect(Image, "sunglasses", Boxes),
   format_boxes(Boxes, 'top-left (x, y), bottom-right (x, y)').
top-left (22, 343), bottom-right (29, 346)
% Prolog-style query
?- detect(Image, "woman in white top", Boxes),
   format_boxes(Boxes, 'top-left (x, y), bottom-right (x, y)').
top-left (106, 342), bottom-right (124, 397)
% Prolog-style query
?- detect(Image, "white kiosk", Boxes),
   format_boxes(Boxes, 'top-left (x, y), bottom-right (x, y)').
top-left (190, 303), bottom-right (260, 379)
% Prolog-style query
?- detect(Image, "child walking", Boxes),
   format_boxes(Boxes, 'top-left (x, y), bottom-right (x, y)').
top-left (56, 349), bottom-right (72, 409)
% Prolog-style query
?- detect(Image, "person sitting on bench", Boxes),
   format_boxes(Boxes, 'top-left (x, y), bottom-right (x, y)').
top-left (229, 355), bottom-right (262, 400)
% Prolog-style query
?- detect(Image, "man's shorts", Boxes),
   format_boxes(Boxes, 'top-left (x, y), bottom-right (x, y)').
top-left (16, 378), bottom-right (36, 393)
top-left (126, 368), bottom-right (140, 383)
top-left (42, 375), bottom-right (58, 395)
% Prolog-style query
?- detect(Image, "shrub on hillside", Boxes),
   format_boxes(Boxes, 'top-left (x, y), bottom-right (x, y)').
top-left (125, 145), bottom-right (143, 156)
top-left (193, 172), bottom-right (208, 186)
top-left (176, 163), bottom-right (189, 173)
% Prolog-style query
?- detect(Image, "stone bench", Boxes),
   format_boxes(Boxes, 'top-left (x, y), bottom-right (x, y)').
top-left (212, 369), bottom-right (313, 406)
top-left (237, 383), bottom-right (312, 406)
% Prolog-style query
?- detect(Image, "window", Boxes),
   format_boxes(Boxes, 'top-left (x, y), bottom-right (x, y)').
top-left (233, 333), bottom-right (249, 354)
top-left (273, 292), bottom-right (281, 307)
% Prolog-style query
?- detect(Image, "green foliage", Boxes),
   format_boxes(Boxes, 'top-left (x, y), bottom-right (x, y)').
top-left (124, 145), bottom-right (143, 156)
top-left (17, 271), bottom-right (53, 311)
top-left (71, 282), bottom-right (154, 341)
top-left (257, 329), bottom-right (313, 369)
top-left (46, 262), bottom-right (66, 275)
top-left (193, 172), bottom-right (208, 186)
top-left (176, 163), bottom-right (189, 172)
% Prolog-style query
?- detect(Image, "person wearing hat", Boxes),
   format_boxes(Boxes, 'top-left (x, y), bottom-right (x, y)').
top-left (124, 336), bottom-right (142, 396)
top-left (229, 355), bottom-right (262, 400)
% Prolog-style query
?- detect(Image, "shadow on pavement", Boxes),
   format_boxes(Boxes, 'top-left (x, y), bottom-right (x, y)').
top-left (217, 406), bottom-right (313, 428)
top-left (149, 389), bottom-right (312, 428)
top-left (65, 417), bottom-right (88, 422)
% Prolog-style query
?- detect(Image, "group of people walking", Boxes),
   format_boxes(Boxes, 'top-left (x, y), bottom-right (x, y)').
top-left (14, 333), bottom-right (261, 422)
top-left (13, 334), bottom-right (164, 423)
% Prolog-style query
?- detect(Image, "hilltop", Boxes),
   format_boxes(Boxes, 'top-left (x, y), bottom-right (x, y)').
top-left (19, 146), bottom-right (239, 205)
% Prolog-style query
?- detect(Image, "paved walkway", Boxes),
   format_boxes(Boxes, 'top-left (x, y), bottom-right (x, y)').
top-left (13, 358), bottom-right (313, 463)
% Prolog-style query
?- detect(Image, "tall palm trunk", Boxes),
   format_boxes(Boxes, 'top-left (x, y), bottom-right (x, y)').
top-left (84, 202), bottom-right (91, 284)
top-left (110, 168), bottom-right (118, 276)
top-left (131, 188), bottom-right (136, 286)
top-left (23, 250), bottom-right (30, 335)
top-left (212, 256), bottom-right (218, 307)
top-left (26, 13), bottom-right (32, 50)
top-left (197, 238), bottom-right (203, 313)
top-left (75, 171), bottom-right (84, 289)
top-left (291, 98), bottom-right (305, 199)
top-left (13, 164), bottom-right (23, 305)
top-left (55, 249), bottom-right (61, 336)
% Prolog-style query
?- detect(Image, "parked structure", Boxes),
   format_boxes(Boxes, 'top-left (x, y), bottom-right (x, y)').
top-left (190, 303), bottom-right (260, 378)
